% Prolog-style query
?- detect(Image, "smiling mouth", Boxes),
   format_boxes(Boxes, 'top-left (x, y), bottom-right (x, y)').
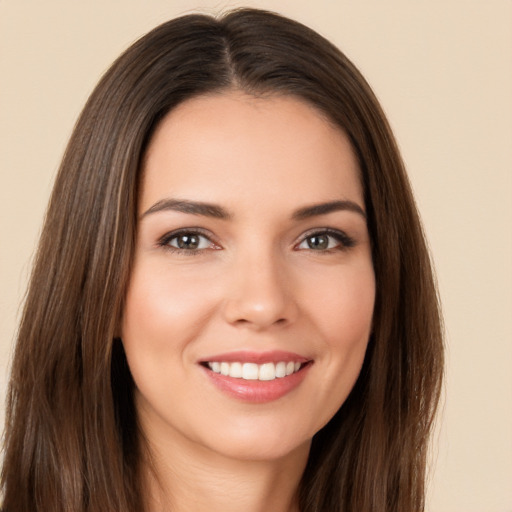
top-left (199, 354), bottom-right (313, 402)
top-left (202, 361), bottom-right (309, 381)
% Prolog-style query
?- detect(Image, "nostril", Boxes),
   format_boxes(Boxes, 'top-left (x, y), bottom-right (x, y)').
top-left (233, 317), bottom-right (288, 328)
top-left (222, 281), bottom-right (298, 328)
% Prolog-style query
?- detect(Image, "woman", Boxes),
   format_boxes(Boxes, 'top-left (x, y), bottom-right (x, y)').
top-left (1, 8), bottom-right (443, 512)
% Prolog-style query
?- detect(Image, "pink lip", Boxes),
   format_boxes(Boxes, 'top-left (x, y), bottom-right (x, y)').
top-left (198, 351), bottom-right (313, 403)
top-left (199, 350), bottom-right (309, 364)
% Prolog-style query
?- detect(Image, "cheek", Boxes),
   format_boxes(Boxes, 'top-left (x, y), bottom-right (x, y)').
top-left (119, 261), bottom-right (222, 424)
top-left (119, 260), bottom-right (221, 383)
top-left (307, 263), bottom-right (375, 346)
top-left (122, 261), bottom-right (215, 340)
top-left (304, 263), bottom-right (375, 414)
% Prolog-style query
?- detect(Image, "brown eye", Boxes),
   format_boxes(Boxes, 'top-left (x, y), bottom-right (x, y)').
top-left (297, 230), bottom-right (356, 252)
top-left (163, 231), bottom-right (214, 251)
top-left (307, 235), bottom-right (330, 250)
top-left (175, 234), bottom-right (200, 249)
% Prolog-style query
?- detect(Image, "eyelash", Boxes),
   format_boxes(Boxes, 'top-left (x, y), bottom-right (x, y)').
top-left (295, 228), bottom-right (356, 252)
top-left (157, 228), bottom-right (219, 256)
top-left (157, 228), bottom-right (355, 255)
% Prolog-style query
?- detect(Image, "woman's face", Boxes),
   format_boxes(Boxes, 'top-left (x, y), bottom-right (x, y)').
top-left (121, 91), bottom-right (375, 462)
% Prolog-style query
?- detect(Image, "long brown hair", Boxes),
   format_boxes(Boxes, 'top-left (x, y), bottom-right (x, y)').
top-left (1, 8), bottom-right (443, 512)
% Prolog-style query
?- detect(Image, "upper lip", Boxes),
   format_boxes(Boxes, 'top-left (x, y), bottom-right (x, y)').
top-left (198, 350), bottom-right (311, 364)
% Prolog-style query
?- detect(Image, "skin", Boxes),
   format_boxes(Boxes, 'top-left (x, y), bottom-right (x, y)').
top-left (121, 91), bottom-right (375, 512)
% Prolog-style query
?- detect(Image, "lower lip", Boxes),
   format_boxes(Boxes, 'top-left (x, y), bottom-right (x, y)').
top-left (201, 364), bottom-right (311, 403)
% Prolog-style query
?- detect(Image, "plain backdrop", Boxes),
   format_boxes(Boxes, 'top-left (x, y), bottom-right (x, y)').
top-left (1, 1), bottom-right (511, 510)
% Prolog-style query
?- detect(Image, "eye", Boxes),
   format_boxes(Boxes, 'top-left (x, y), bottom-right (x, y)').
top-left (159, 229), bottom-right (219, 253)
top-left (296, 229), bottom-right (355, 251)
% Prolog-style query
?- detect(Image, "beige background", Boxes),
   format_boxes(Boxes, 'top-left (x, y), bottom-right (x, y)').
top-left (1, 1), bottom-right (511, 510)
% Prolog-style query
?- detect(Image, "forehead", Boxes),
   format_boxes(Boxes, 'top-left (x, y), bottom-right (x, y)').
top-left (140, 91), bottom-right (362, 215)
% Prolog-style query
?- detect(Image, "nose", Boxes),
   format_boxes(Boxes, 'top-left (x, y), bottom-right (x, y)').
top-left (222, 252), bottom-right (299, 330)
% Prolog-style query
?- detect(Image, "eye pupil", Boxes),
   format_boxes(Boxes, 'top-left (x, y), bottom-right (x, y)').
top-left (177, 234), bottom-right (199, 249)
top-left (307, 235), bottom-right (329, 250)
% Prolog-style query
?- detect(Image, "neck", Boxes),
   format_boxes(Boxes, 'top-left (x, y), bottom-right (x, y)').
top-left (142, 431), bottom-right (309, 512)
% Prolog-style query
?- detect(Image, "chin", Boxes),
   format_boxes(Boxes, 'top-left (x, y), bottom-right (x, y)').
top-left (206, 429), bottom-right (312, 463)
top-left (187, 408), bottom-right (321, 463)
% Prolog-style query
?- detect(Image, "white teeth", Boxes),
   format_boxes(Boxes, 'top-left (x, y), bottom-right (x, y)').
top-left (229, 361), bottom-right (243, 378)
top-left (207, 361), bottom-right (304, 381)
top-left (242, 363), bottom-right (259, 380)
top-left (275, 361), bottom-right (286, 378)
top-left (259, 362), bottom-right (276, 381)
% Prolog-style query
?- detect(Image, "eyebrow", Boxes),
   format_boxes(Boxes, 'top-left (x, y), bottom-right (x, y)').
top-left (141, 199), bottom-right (231, 219)
top-left (292, 200), bottom-right (366, 220)
top-left (141, 198), bottom-right (366, 220)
